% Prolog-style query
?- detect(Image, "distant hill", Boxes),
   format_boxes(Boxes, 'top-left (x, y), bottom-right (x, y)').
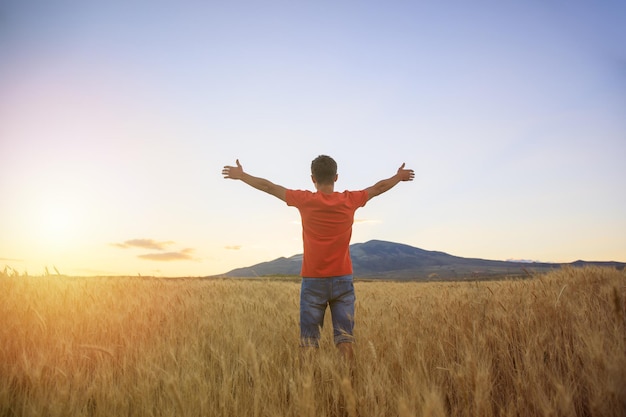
top-left (217, 240), bottom-right (625, 281)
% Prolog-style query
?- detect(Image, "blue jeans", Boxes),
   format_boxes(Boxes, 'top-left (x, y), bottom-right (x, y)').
top-left (300, 275), bottom-right (355, 347)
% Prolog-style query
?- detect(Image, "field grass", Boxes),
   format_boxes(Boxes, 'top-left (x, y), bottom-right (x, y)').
top-left (1, 267), bottom-right (624, 416)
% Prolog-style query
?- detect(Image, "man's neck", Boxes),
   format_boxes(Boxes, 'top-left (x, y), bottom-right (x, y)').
top-left (315, 184), bottom-right (335, 194)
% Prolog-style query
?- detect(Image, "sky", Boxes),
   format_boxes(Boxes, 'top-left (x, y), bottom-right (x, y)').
top-left (1, 0), bottom-right (625, 277)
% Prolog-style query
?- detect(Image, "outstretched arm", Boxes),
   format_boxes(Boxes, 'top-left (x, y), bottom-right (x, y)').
top-left (365, 163), bottom-right (414, 201)
top-left (222, 159), bottom-right (287, 202)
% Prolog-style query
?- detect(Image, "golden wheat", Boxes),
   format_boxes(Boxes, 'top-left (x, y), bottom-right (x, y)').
top-left (1, 267), bottom-right (624, 416)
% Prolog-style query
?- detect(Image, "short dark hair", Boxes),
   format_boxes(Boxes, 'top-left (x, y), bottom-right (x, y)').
top-left (311, 155), bottom-right (337, 185)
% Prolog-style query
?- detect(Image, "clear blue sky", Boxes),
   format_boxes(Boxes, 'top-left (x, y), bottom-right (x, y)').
top-left (1, 0), bottom-right (624, 276)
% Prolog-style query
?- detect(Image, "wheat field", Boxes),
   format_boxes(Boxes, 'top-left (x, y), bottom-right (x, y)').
top-left (1, 267), bottom-right (624, 417)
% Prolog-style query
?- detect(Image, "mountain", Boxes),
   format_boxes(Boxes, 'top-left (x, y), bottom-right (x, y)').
top-left (218, 240), bottom-right (625, 281)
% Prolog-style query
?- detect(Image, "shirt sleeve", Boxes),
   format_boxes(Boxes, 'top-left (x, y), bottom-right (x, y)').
top-left (352, 190), bottom-right (368, 208)
top-left (285, 189), bottom-right (308, 207)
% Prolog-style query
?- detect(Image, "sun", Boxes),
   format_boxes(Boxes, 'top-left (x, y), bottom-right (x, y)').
top-left (37, 201), bottom-right (82, 247)
top-left (43, 204), bottom-right (72, 234)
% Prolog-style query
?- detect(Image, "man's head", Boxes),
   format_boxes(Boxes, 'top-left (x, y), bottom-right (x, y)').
top-left (311, 155), bottom-right (338, 186)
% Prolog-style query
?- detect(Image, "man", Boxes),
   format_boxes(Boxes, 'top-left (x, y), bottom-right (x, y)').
top-left (222, 155), bottom-right (414, 362)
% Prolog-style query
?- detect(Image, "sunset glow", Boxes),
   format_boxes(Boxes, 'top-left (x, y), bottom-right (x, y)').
top-left (1, 1), bottom-right (624, 277)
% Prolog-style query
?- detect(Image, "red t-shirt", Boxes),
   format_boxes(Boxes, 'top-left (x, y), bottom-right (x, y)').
top-left (285, 189), bottom-right (368, 277)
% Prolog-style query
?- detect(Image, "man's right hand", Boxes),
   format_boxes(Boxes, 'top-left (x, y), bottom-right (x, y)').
top-left (396, 163), bottom-right (415, 182)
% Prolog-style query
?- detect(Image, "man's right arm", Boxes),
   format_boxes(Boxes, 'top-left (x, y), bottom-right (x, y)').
top-left (365, 163), bottom-right (414, 201)
top-left (222, 159), bottom-right (287, 202)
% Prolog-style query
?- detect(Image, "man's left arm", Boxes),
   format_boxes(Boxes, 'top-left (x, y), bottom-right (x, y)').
top-left (222, 159), bottom-right (287, 202)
